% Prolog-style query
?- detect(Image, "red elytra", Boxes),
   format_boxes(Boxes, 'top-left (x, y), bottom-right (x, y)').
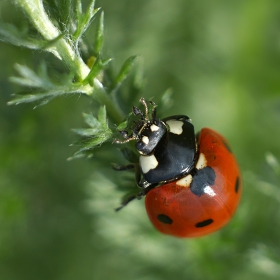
top-left (145, 128), bottom-right (241, 238)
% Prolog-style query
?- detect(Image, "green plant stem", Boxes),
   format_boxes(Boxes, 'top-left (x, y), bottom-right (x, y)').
top-left (12, 0), bottom-right (124, 124)
top-left (91, 80), bottom-right (124, 124)
top-left (13, 0), bottom-right (89, 79)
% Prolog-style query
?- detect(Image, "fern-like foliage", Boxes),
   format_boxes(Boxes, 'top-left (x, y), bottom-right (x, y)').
top-left (0, 0), bottom-right (145, 155)
top-left (70, 106), bottom-right (113, 158)
top-left (7, 63), bottom-right (86, 109)
top-left (0, 0), bottom-right (152, 205)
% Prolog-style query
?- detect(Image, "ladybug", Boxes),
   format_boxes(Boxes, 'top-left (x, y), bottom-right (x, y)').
top-left (114, 98), bottom-right (241, 238)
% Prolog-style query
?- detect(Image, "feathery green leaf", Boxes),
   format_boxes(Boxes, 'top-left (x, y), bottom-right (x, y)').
top-left (71, 106), bottom-right (113, 157)
top-left (110, 55), bottom-right (138, 92)
top-left (73, 0), bottom-right (100, 43)
top-left (94, 11), bottom-right (104, 54)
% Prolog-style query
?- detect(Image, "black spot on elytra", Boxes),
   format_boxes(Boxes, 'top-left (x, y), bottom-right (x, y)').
top-left (190, 166), bottom-right (216, 196)
top-left (195, 219), bottom-right (214, 228)
top-left (157, 214), bottom-right (173, 224)
top-left (235, 177), bottom-right (240, 193)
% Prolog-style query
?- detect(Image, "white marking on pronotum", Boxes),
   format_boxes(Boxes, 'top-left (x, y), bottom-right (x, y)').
top-left (204, 186), bottom-right (216, 197)
top-left (166, 120), bottom-right (184, 135)
top-left (196, 153), bottom-right (207, 170)
top-left (176, 174), bottom-right (193, 187)
top-left (140, 155), bottom-right (158, 174)
top-left (142, 136), bottom-right (149, 145)
top-left (150, 124), bottom-right (159, 132)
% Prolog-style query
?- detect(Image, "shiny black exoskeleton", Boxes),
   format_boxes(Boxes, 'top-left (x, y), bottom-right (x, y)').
top-left (115, 98), bottom-right (197, 187)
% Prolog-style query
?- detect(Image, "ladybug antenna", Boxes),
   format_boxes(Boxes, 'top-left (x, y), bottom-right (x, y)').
top-left (136, 98), bottom-right (157, 121)
top-left (139, 97), bottom-right (149, 121)
top-left (113, 130), bottom-right (136, 144)
top-left (149, 100), bottom-right (157, 119)
top-left (114, 98), bottom-right (157, 144)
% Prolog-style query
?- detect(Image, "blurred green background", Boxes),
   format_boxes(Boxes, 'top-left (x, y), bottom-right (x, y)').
top-left (1, 0), bottom-right (280, 279)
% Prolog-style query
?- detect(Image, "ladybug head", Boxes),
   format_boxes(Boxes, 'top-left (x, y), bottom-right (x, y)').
top-left (115, 98), bottom-right (167, 155)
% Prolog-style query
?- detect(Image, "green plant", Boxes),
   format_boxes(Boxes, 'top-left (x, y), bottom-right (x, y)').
top-left (0, 0), bottom-right (158, 211)
top-left (0, 0), bottom-right (144, 157)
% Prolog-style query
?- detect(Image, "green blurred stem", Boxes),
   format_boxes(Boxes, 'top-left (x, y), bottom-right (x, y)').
top-left (12, 0), bottom-right (124, 123)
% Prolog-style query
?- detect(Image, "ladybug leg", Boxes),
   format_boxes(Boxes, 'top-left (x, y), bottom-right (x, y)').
top-left (115, 194), bottom-right (141, 211)
top-left (111, 163), bottom-right (135, 171)
top-left (113, 161), bottom-right (154, 190)
top-left (138, 177), bottom-right (152, 189)
top-left (112, 162), bottom-right (158, 211)
top-left (111, 162), bottom-right (141, 184)
top-left (112, 163), bottom-right (140, 211)
top-left (113, 130), bottom-right (136, 144)
top-left (115, 183), bottom-right (157, 211)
